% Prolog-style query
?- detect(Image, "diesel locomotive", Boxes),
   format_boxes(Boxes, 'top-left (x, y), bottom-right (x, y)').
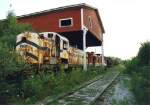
top-left (16, 32), bottom-right (102, 69)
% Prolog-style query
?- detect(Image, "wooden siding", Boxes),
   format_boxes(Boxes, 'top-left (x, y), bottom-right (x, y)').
top-left (83, 8), bottom-right (103, 41)
top-left (18, 9), bottom-right (81, 33)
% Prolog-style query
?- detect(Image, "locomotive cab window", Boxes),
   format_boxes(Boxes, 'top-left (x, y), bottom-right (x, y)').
top-left (48, 33), bottom-right (53, 38)
top-left (39, 35), bottom-right (44, 39)
top-left (63, 41), bottom-right (68, 50)
top-left (47, 33), bottom-right (54, 40)
top-left (59, 18), bottom-right (73, 27)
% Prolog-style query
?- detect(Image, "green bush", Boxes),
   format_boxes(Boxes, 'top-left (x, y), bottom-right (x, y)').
top-left (106, 57), bottom-right (122, 67)
top-left (18, 67), bottom-right (105, 104)
top-left (0, 12), bottom-right (32, 104)
top-left (137, 41), bottom-right (150, 66)
top-left (124, 57), bottom-right (139, 74)
top-left (125, 41), bottom-right (150, 105)
top-left (0, 42), bottom-right (30, 104)
top-left (0, 11), bottom-right (32, 47)
top-left (0, 12), bottom-right (32, 79)
top-left (131, 67), bottom-right (150, 105)
top-left (22, 73), bottom-right (51, 100)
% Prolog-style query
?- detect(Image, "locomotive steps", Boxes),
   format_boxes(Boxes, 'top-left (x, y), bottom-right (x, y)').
top-left (37, 70), bottom-right (120, 105)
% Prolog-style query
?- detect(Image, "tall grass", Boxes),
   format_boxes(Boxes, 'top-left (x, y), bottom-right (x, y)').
top-left (20, 67), bottom-right (105, 104)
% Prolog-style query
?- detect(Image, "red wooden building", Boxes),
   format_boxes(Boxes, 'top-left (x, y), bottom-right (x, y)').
top-left (17, 3), bottom-right (105, 49)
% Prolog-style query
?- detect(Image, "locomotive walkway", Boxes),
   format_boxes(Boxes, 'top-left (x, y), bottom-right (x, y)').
top-left (39, 70), bottom-right (120, 105)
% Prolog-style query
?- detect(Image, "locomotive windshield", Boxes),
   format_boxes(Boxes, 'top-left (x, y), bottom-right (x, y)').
top-left (48, 33), bottom-right (53, 38)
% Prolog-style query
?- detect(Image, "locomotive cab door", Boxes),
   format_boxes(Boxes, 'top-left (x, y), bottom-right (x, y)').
top-left (60, 40), bottom-right (69, 58)
top-left (60, 39), bottom-right (69, 70)
top-left (55, 34), bottom-right (69, 69)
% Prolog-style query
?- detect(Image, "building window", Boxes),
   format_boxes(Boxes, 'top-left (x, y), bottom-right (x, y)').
top-left (88, 16), bottom-right (92, 28)
top-left (59, 18), bottom-right (73, 27)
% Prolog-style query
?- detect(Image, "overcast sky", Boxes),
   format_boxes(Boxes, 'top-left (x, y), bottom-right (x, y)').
top-left (0, 0), bottom-right (150, 60)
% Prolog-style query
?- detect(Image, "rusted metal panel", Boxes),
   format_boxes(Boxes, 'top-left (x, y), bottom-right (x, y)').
top-left (68, 47), bottom-right (84, 65)
top-left (87, 52), bottom-right (94, 65)
top-left (16, 32), bottom-right (53, 64)
top-left (83, 8), bottom-right (103, 41)
top-left (18, 9), bottom-right (81, 33)
top-left (87, 52), bottom-right (102, 66)
top-left (95, 54), bottom-right (102, 66)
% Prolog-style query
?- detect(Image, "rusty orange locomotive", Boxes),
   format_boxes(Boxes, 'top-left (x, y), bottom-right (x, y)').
top-left (16, 32), bottom-right (102, 69)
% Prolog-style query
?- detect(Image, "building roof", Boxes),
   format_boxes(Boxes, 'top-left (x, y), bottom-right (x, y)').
top-left (17, 3), bottom-right (97, 18)
top-left (17, 3), bottom-right (105, 33)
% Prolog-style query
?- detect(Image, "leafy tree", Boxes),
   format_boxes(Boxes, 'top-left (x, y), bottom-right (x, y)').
top-left (106, 56), bottom-right (122, 67)
top-left (0, 11), bottom-right (32, 47)
top-left (0, 11), bottom-right (32, 77)
top-left (125, 41), bottom-right (150, 105)
top-left (137, 41), bottom-right (150, 66)
top-left (0, 12), bottom-right (32, 104)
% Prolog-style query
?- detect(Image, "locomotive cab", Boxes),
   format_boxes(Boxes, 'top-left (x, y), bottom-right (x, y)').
top-left (39, 32), bottom-right (69, 64)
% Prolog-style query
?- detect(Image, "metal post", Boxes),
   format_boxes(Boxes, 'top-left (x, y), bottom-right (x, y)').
top-left (101, 41), bottom-right (105, 66)
top-left (83, 26), bottom-right (88, 71)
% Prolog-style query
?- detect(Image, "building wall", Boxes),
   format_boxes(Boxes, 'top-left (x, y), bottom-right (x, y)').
top-left (83, 8), bottom-right (103, 41)
top-left (18, 9), bottom-right (81, 32)
top-left (18, 7), bottom-right (103, 43)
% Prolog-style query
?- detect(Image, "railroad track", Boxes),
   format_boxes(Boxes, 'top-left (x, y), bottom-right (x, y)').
top-left (93, 73), bottom-right (120, 105)
top-left (37, 70), bottom-right (120, 105)
top-left (91, 71), bottom-right (120, 105)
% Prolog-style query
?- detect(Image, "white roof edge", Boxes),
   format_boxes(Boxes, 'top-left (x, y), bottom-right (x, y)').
top-left (17, 3), bottom-right (97, 19)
